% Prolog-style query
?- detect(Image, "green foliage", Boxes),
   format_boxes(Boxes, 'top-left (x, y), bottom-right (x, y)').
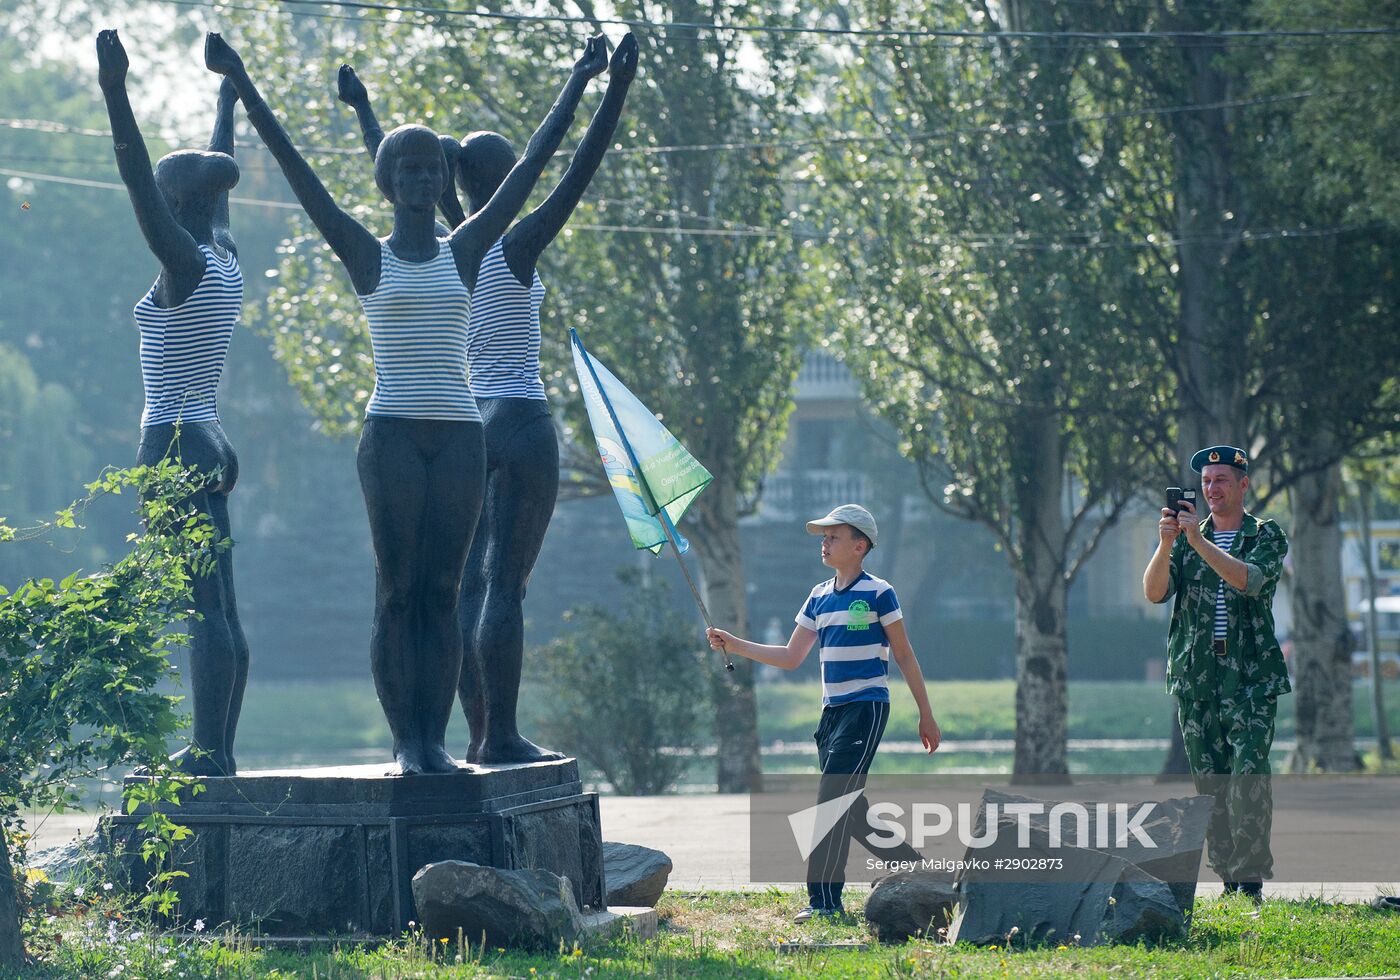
top-left (534, 568), bottom-right (711, 794)
top-left (1252, 0), bottom-right (1400, 227)
top-left (0, 459), bottom-right (221, 948)
top-left (812, 0), bottom-right (1171, 559)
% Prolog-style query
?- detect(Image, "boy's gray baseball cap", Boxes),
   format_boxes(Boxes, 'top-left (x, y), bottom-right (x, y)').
top-left (806, 504), bottom-right (878, 548)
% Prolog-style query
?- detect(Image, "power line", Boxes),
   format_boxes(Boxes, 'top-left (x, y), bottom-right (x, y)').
top-left (0, 166), bottom-right (303, 209)
top-left (263, 0), bottom-right (1400, 43)
top-left (4, 165), bottom-right (1371, 250)
top-left (3, 84), bottom-right (1375, 163)
top-left (612, 88), bottom-right (1341, 156)
top-left (142, 0), bottom-right (1400, 48)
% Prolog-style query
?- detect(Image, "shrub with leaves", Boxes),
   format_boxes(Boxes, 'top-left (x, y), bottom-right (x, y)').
top-left (0, 459), bottom-right (219, 966)
top-left (535, 569), bottom-right (712, 795)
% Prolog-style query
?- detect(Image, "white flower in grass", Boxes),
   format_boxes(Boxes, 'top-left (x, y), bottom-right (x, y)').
top-left (103, 882), bottom-right (114, 892)
top-left (73, 886), bottom-right (85, 898)
top-left (193, 919), bottom-right (205, 933)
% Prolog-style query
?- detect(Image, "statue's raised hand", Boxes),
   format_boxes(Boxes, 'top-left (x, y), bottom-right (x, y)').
top-left (204, 32), bottom-right (245, 77)
top-left (218, 76), bottom-right (239, 108)
top-left (96, 29), bottom-right (129, 92)
top-left (609, 32), bottom-right (638, 84)
top-left (573, 34), bottom-right (609, 80)
top-left (338, 64), bottom-right (368, 107)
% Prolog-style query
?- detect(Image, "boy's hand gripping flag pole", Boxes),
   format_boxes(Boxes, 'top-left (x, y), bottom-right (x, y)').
top-left (570, 329), bottom-right (735, 671)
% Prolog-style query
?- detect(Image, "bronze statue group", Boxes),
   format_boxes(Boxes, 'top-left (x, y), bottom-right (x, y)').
top-left (97, 27), bottom-right (639, 777)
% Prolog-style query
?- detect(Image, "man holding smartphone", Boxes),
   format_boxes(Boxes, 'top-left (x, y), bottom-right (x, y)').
top-left (1143, 445), bottom-right (1291, 902)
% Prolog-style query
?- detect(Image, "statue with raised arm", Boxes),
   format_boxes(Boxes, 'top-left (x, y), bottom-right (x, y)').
top-left (205, 30), bottom-right (608, 775)
top-left (335, 36), bottom-right (639, 764)
top-left (98, 29), bottom-right (250, 777)
top-left (337, 64), bottom-right (466, 233)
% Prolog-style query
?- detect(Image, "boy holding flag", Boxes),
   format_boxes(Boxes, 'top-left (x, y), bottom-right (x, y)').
top-left (707, 504), bottom-right (942, 922)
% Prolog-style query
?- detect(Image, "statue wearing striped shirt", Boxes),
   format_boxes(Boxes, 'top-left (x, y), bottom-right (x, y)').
top-left (340, 35), bottom-right (640, 765)
top-left (206, 30), bottom-right (609, 775)
top-left (98, 29), bottom-right (250, 777)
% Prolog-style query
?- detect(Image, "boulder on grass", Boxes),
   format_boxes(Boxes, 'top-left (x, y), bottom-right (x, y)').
top-left (602, 842), bottom-right (672, 908)
top-left (27, 836), bottom-right (107, 886)
top-left (949, 813), bottom-right (1186, 948)
top-left (863, 870), bottom-right (958, 943)
top-left (412, 861), bottom-right (581, 949)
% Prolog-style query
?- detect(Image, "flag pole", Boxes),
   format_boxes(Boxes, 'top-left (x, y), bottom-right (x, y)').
top-left (572, 330), bottom-right (736, 671)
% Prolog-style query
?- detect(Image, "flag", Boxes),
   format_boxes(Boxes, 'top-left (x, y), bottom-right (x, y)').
top-left (571, 329), bottom-right (713, 555)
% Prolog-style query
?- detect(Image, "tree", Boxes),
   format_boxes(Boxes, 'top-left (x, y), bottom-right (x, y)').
top-left (0, 461), bottom-right (215, 967)
top-left (535, 570), bottom-right (711, 794)
top-left (814, 1), bottom-right (1172, 776)
top-left (1090, 0), bottom-right (1400, 774)
top-left (1238, 85), bottom-right (1400, 770)
top-left (232, 1), bottom-right (817, 790)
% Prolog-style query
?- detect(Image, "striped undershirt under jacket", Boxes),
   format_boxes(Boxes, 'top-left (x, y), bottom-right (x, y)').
top-left (358, 238), bottom-right (477, 422)
top-left (133, 244), bottom-right (242, 427)
top-left (1212, 528), bottom-right (1240, 639)
top-left (467, 237), bottom-right (547, 401)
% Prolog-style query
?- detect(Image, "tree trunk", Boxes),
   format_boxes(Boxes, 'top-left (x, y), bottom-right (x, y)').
top-left (1160, 32), bottom-right (1248, 779)
top-left (1009, 406), bottom-right (1070, 781)
top-left (1288, 457), bottom-right (1361, 772)
top-left (1357, 480), bottom-right (1394, 759)
top-left (689, 478), bottom-right (763, 792)
top-left (0, 837), bottom-right (23, 969)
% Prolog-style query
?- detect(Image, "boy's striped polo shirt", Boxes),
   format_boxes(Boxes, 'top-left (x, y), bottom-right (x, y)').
top-left (795, 571), bottom-right (902, 706)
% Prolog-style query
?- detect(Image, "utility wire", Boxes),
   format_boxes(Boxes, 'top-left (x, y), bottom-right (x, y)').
top-left (3, 165), bottom-right (1370, 250)
top-left (141, 0), bottom-right (1400, 49)
top-left (0, 84), bottom-right (1373, 161)
top-left (258, 0), bottom-right (1400, 43)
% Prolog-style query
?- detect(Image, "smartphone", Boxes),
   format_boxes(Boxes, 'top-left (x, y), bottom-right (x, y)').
top-left (1166, 487), bottom-right (1197, 513)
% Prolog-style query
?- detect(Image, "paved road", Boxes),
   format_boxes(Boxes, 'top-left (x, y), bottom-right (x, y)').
top-left (25, 792), bottom-right (1393, 902)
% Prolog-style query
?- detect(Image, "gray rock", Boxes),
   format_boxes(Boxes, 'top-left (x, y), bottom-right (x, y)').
top-left (949, 808), bottom-right (1187, 948)
top-left (1103, 861), bottom-right (1187, 944)
top-left (950, 816), bottom-right (1126, 947)
top-left (976, 789), bottom-right (1212, 916)
top-left (27, 836), bottom-right (107, 886)
top-left (602, 842), bottom-right (672, 908)
top-left (411, 861), bottom-right (582, 949)
top-left (863, 870), bottom-right (958, 943)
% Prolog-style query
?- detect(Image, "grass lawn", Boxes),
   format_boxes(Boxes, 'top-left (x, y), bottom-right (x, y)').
top-left (16, 889), bottom-right (1400, 978)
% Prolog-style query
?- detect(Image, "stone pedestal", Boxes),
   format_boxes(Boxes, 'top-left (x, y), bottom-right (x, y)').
top-left (101, 759), bottom-right (603, 937)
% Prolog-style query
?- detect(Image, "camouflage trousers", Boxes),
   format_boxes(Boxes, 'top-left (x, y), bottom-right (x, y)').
top-left (1177, 695), bottom-right (1277, 881)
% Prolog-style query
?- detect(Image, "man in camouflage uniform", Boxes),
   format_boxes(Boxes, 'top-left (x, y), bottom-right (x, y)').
top-left (1143, 445), bottom-right (1290, 902)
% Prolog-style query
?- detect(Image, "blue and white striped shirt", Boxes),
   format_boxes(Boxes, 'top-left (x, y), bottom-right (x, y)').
top-left (467, 237), bottom-right (547, 401)
top-left (796, 571), bottom-right (903, 706)
top-left (359, 238), bottom-right (477, 422)
top-left (133, 245), bottom-right (241, 427)
top-left (1212, 529), bottom-right (1240, 640)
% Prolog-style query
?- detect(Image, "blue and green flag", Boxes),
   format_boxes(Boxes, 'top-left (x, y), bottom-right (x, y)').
top-left (571, 329), bottom-right (712, 555)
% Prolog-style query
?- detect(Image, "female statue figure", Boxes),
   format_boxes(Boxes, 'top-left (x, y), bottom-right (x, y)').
top-left (336, 37), bottom-right (638, 764)
top-left (204, 30), bottom-right (608, 774)
top-left (98, 29), bottom-right (250, 776)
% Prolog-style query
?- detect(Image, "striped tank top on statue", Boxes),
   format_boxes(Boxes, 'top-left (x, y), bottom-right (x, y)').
top-left (467, 236), bottom-right (547, 401)
top-left (133, 244), bottom-right (242, 427)
top-left (358, 238), bottom-right (477, 422)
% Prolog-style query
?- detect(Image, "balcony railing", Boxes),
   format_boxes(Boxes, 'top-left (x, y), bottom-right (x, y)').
top-left (795, 351), bottom-right (859, 400)
top-left (751, 469), bottom-right (873, 522)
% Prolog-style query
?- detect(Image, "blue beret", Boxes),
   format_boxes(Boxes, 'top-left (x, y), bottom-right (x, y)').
top-left (1191, 445), bottom-right (1249, 474)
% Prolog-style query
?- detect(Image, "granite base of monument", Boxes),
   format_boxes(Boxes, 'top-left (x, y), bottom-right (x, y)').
top-left (100, 759), bottom-right (603, 937)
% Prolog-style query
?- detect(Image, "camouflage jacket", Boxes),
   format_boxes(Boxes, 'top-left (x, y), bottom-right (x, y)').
top-left (1154, 511), bottom-right (1292, 702)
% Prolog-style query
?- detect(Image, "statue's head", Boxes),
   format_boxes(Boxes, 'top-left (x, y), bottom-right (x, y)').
top-left (374, 124), bottom-right (448, 206)
top-left (458, 131), bottom-right (517, 209)
top-left (154, 149), bottom-right (239, 214)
